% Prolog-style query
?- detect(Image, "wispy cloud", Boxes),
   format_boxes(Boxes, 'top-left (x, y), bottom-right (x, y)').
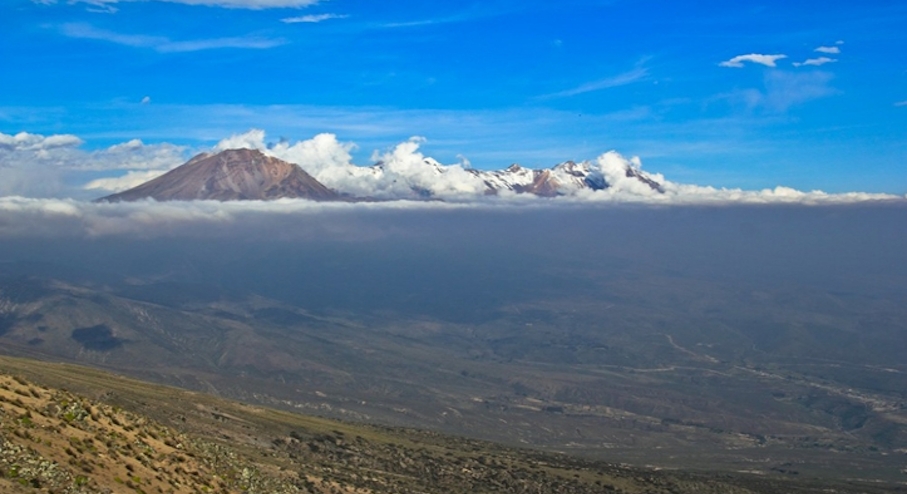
top-left (538, 67), bottom-right (649, 99)
top-left (793, 57), bottom-right (837, 67)
top-left (761, 71), bottom-right (838, 112)
top-left (815, 45), bottom-right (841, 54)
top-left (35, 0), bottom-right (319, 10)
top-left (896, 101), bottom-right (907, 107)
top-left (380, 15), bottom-right (470, 29)
top-left (59, 23), bottom-right (285, 52)
top-left (716, 70), bottom-right (838, 114)
top-left (281, 13), bottom-right (347, 23)
top-left (719, 53), bottom-right (787, 68)
top-left (375, 4), bottom-right (524, 30)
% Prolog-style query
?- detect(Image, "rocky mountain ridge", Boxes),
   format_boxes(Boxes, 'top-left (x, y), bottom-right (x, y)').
top-left (470, 160), bottom-right (664, 197)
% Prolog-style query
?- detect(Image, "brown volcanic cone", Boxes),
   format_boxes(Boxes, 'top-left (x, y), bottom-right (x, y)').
top-left (98, 148), bottom-right (340, 202)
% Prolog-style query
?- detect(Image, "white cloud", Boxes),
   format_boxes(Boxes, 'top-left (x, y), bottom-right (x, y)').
top-left (793, 57), bottom-right (837, 67)
top-left (281, 13), bottom-right (347, 23)
top-left (0, 131), bottom-right (83, 151)
top-left (815, 46), bottom-right (841, 54)
top-left (141, 96), bottom-right (151, 104)
top-left (0, 131), bottom-right (187, 198)
top-left (719, 54), bottom-right (787, 68)
top-left (539, 67), bottom-right (648, 99)
top-left (215, 128), bottom-right (268, 151)
top-left (84, 170), bottom-right (168, 192)
top-left (36, 0), bottom-right (319, 10)
top-left (367, 138), bottom-right (487, 199)
top-left (0, 133), bottom-right (83, 197)
top-left (269, 133), bottom-right (357, 177)
top-left (87, 139), bottom-right (187, 171)
top-left (59, 23), bottom-right (285, 52)
top-left (895, 101), bottom-right (907, 107)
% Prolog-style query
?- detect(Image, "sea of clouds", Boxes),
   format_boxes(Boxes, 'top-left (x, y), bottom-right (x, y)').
top-left (1, 128), bottom-right (905, 239)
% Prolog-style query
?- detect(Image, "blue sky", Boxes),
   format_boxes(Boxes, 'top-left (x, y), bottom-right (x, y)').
top-left (2, 0), bottom-right (907, 194)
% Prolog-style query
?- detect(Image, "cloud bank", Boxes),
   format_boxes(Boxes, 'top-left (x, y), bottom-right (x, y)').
top-left (0, 190), bottom-right (902, 242)
top-left (0, 131), bottom-right (186, 198)
top-left (0, 195), bottom-right (471, 239)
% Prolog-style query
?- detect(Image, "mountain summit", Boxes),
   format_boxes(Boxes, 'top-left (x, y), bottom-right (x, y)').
top-left (98, 148), bottom-right (341, 202)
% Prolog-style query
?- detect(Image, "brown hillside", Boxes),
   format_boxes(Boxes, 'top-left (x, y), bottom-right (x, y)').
top-left (1, 356), bottom-right (903, 494)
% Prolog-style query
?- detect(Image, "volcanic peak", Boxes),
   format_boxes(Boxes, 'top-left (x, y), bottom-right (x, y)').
top-left (98, 148), bottom-right (340, 202)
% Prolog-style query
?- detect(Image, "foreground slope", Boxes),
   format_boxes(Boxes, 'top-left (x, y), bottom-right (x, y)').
top-left (98, 148), bottom-right (341, 202)
top-left (1, 355), bottom-right (903, 494)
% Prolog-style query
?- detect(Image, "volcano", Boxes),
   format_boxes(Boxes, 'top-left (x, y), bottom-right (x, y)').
top-left (97, 148), bottom-right (341, 202)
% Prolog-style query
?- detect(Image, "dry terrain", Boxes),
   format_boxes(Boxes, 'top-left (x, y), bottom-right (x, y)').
top-left (3, 355), bottom-right (904, 494)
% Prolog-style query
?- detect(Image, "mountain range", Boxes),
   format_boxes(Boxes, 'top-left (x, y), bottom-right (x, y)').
top-left (469, 160), bottom-right (663, 197)
top-left (98, 148), bottom-right (665, 202)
